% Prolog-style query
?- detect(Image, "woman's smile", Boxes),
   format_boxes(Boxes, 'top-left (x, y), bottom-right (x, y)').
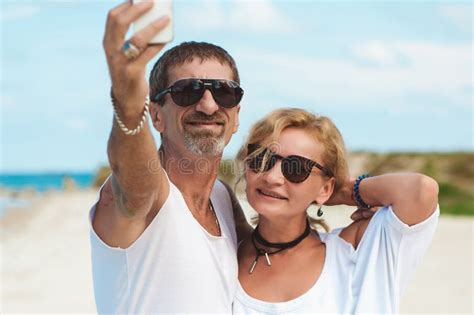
top-left (256, 188), bottom-right (288, 201)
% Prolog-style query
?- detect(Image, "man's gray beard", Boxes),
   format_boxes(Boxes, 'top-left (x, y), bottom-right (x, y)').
top-left (183, 130), bottom-right (225, 156)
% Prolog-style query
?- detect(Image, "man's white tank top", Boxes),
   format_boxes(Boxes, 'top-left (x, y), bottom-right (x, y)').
top-left (89, 177), bottom-right (238, 314)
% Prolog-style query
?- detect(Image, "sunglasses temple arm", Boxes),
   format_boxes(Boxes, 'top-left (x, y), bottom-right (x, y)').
top-left (321, 165), bottom-right (334, 177)
top-left (311, 161), bottom-right (333, 178)
top-left (154, 88), bottom-right (171, 102)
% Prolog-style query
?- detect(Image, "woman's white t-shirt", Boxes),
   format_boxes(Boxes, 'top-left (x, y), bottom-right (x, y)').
top-left (233, 205), bottom-right (439, 314)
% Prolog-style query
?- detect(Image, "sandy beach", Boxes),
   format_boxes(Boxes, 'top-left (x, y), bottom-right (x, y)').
top-left (1, 190), bottom-right (472, 314)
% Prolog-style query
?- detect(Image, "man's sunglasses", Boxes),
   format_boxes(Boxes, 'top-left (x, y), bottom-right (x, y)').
top-left (246, 143), bottom-right (333, 183)
top-left (154, 78), bottom-right (244, 108)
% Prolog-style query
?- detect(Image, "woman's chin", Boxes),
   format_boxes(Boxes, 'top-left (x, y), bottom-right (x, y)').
top-left (248, 199), bottom-right (285, 217)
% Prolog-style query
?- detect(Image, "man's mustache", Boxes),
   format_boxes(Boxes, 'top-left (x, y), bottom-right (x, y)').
top-left (183, 112), bottom-right (226, 125)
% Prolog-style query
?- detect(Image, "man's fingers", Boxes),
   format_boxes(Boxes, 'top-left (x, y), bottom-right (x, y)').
top-left (103, 2), bottom-right (131, 48)
top-left (110, 1), bottom-right (131, 17)
top-left (104, 1), bottom-right (154, 50)
top-left (129, 16), bottom-right (170, 50)
top-left (135, 44), bottom-right (166, 67)
top-left (123, 16), bottom-right (169, 64)
top-left (116, 1), bottom-right (153, 29)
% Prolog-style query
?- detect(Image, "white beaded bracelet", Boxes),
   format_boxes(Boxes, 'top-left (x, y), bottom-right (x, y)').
top-left (111, 90), bottom-right (150, 136)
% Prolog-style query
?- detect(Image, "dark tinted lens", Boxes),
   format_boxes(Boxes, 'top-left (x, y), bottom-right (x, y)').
top-left (211, 80), bottom-right (243, 108)
top-left (281, 156), bottom-right (312, 183)
top-left (247, 151), bottom-right (264, 171)
top-left (248, 150), bottom-right (272, 171)
top-left (171, 79), bottom-right (204, 106)
top-left (247, 144), bottom-right (261, 170)
top-left (247, 145), bottom-right (276, 172)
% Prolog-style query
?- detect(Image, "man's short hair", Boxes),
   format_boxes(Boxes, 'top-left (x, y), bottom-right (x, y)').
top-left (149, 41), bottom-right (240, 105)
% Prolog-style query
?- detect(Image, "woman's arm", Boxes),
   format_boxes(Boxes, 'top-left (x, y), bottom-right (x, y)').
top-left (328, 173), bottom-right (438, 226)
top-left (356, 173), bottom-right (438, 226)
top-left (327, 173), bottom-right (439, 248)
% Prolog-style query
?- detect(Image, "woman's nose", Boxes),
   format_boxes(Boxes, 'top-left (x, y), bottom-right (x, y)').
top-left (262, 160), bottom-right (285, 186)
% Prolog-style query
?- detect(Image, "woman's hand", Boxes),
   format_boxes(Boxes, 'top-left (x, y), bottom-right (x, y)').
top-left (325, 178), bottom-right (356, 207)
top-left (350, 207), bottom-right (378, 221)
top-left (325, 177), bottom-right (377, 222)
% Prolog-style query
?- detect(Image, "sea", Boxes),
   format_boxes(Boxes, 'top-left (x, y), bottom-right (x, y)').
top-left (0, 172), bottom-right (94, 217)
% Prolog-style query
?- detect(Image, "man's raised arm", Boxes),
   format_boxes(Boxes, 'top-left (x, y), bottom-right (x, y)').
top-left (92, 2), bottom-right (170, 248)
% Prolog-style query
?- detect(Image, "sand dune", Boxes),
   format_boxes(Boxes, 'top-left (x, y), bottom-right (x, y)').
top-left (1, 191), bottom-right (472, 313)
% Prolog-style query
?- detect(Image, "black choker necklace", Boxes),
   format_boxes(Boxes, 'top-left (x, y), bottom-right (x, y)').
top-left (249, 220), bottom-right (311, 274)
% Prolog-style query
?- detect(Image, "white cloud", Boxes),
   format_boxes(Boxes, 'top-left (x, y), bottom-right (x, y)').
top-left (182, 0), bottom-right (297, 33)
top-left (181, 1), bottom-right (227, 29)
top-left (438, 4), bottom-right (473, 32)
top-left (1, 4), bottom-right (40, 22)
top-left (229, 0), bottom-right (296, 33)
top-left (353, 41), bottom-right (401, 67)
top-left (0, 95), bottom-right (17, 108)
top-left (238, 41), bottom-right (472, 110)
top-left (65, 118), bottom-right (89, 131)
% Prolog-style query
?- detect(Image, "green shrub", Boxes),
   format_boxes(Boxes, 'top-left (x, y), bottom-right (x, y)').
top-left (218, 159), bottom-right (238, 186)
top-left (438, 182), bottom-right (473, 216)
top-left (93, 166), bottom-right (111, 188)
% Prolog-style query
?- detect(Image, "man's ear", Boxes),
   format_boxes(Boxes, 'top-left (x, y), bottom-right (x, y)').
top-left (149, 102), bottom-right (165, 132)
top-left (315, 177), bottom-right (336, 205)
top-left (232, 105), bottom-right (241, 134)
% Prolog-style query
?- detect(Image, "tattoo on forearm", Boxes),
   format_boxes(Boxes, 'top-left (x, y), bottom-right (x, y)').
top-left (111, 175), bottom-right (136, 218)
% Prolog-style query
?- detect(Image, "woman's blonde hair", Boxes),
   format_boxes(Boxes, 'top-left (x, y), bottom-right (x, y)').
top-left (236, 108), bottom-right (349, 231)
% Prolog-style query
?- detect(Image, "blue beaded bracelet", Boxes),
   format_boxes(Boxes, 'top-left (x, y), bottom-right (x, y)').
top-left (354, 174), bottom-right (371, 209)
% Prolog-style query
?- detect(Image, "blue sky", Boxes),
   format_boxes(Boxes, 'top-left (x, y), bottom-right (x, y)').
top-left (1, 0), bottom-right (472, 172)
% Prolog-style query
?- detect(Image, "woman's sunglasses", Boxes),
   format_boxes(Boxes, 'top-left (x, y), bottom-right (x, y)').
top-left (246, 143), bottom-right (333, 183)
top-left (154, 78), bottom-right (244, 108)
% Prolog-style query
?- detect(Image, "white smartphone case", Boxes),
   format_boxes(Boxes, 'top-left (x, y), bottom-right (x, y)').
top-left (133, 0), bottom-right (173, 44)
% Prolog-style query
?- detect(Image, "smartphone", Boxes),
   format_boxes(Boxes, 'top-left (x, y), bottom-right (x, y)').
top-left (133, 0), bottom-right (173, 44)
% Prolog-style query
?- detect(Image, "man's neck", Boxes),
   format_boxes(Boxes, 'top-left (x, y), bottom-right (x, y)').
top-left (160, 145), bottom-right (221, 210)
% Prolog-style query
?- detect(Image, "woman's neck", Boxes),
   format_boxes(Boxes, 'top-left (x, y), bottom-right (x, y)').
top-left (256, 214), bottom-right (309, 244)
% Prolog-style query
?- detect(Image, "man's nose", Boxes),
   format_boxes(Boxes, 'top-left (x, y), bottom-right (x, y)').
top-left (195, 90), bottom-right (219, 115)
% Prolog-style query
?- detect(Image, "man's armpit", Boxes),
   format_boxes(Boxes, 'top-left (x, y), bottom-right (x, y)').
top-left (111, 175), bottom-right (138, 218)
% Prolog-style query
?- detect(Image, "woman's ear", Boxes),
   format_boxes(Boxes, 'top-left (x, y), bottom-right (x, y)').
top-left (315, 177), bottom-right (336, 205)
top-left (149, 102), bottom-right (165, 132)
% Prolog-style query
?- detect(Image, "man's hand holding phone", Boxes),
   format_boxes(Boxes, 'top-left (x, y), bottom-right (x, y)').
top-left (103, 1), bottom-right (172, 118)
